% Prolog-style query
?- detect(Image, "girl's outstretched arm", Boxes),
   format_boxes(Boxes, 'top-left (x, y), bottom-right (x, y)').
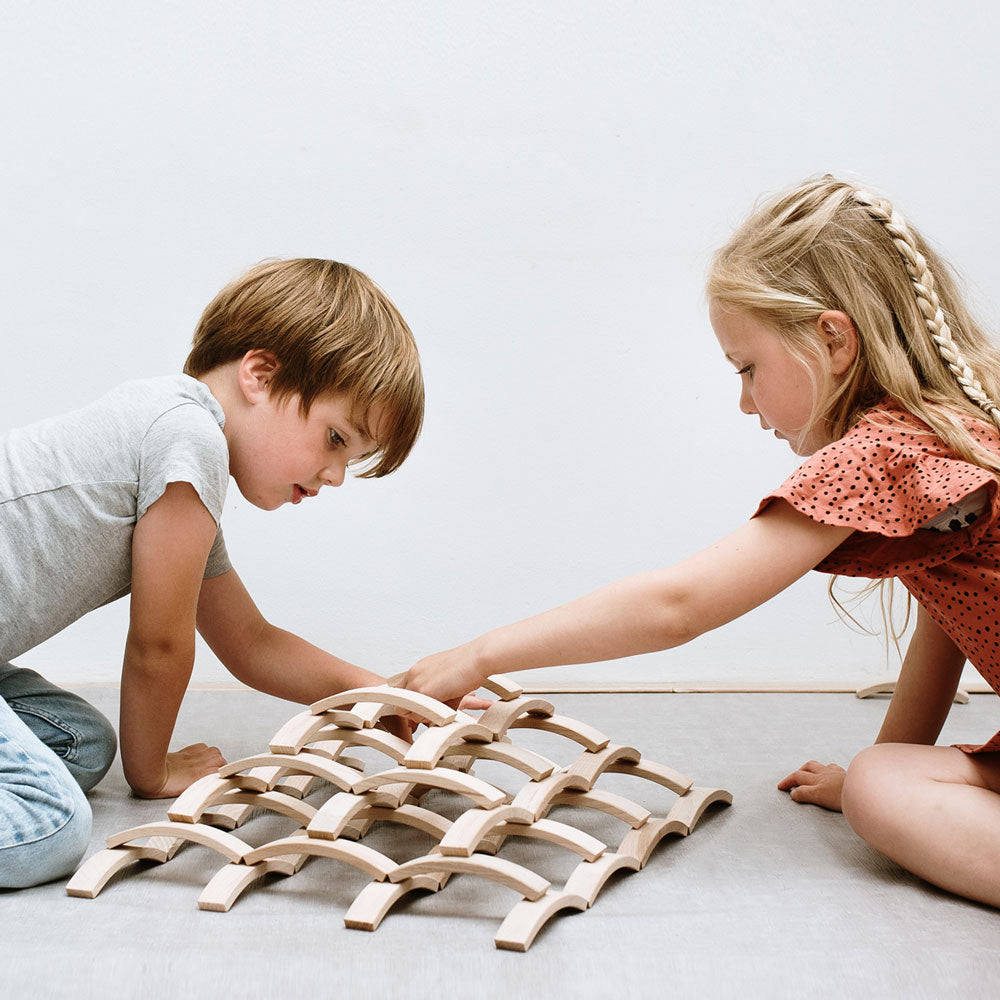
top-left (778, 604), bottom-right (967, 811)
top-left (403, 500), bottom-right (853, 704)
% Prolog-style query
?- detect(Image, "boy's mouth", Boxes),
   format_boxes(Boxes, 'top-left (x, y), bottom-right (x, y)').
top-left (291, 485), bottom-right (317, 504)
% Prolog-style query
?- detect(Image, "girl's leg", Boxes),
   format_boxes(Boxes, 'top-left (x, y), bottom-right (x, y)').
top-left (841, 742), bottom-right (1000, 907)
top-left (0, 663), bottom-right (117, 792)
top-left (0, 694), bottom-right (93, 888)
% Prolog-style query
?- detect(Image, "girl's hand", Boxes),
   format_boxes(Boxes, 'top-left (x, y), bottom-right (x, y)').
top-left (777, 760), bottom-right (846, 812)
top-left (402, 646), bottom-right (490, 708)
top-left (133, 743), bottom-right (226, 799)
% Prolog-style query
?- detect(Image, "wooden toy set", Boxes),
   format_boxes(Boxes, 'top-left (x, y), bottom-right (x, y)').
top-left (67, 678), bottom-right (731, 951)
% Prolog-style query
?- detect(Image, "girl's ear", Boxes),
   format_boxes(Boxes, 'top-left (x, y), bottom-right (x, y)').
top-left (817, 310), bottom-right (858, 376)
top-left (237, 349), bottom-right (280, 403)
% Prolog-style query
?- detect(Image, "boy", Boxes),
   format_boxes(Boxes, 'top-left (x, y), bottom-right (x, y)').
top-left (0, 258), bottom-right (423, 888)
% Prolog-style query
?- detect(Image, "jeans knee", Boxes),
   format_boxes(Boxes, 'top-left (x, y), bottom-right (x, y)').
top-left (72, 711), bottom-right (117, 792)
top-left (0, 774), bottom-right (92, 888)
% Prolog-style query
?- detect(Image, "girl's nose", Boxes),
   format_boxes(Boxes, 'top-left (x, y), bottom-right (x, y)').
top-left (739, 381), bottom-right (756, 415)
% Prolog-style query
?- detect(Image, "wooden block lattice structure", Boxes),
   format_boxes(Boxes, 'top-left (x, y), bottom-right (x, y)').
top-left (67, 681), bottom-right (732, 951)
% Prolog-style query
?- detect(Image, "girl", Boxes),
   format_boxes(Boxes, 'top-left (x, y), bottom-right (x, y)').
top-left (403, 176), bottom-right (1000, 908)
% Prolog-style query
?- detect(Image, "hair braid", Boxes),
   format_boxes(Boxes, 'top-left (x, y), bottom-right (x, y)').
top-left (850, 189), bottom-right (1000, 430)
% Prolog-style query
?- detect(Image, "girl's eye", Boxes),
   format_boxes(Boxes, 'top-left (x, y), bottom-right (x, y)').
top-left (329, 430), bottom-right (346, 448)
top-left (736, 364), bottom-right (754, 378)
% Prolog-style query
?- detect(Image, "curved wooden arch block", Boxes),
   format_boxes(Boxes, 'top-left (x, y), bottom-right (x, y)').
top-left (242, 834), bottom-right (396, 879)
top-left (484, 817), bottom-right (607, 863)
top-left (219, 752), bottom-right (364, 794)
top-left (616, 816), bottom-right (689, 868)
top-left (507, 714), bottom-right (610, 752)
top-left (308, 727), bottom-right (411, 764)
top-left (509, 772), bottom-right (591, 822)
top-left (494, 889), bottom-right (589, 951)
top-left (168, 774), bottom-right (242, 823)
top-left (434, 804), bottom-right (536, 857)
top-left (606, 757), bottom-right (693, 796)
top-left (564, 744), bottom-right (642, 790)
top-left (198, 852), bottom-right (310, 912)
top-left (201, 802), bottom-right (255, 831)
top-left (66, 837), bottom-right (184, 898)
top-left (443, 741), bottom-right (557, 782)
top-left (403, 719), bottom-right (495, 770)
top-left (344, 874), bottom-right (447, 931)
top-left (309, 686), bottom-right (458, 727)
top-left (390, 853), bottom-right (551, 902)
top-left (481, 674), bottom-right (523, 701)
top-left (562, 853), bottom-right (640, 907)
top-left (476, 697), bottom-right (555, 739)
top-left (355, 803), bottom-right (453, 841)
top-left (665, 786), bottom-right (733, 833)
top-left (106, 822), bottom-right (253, 863)
top-left (546, 788), bottom-right (651, 829)
top-left (855, 680), bottom-right (968, 704)
top-left (353, 766), bottom-right (508, 809)
top-left (308, 785), bottom-right (417, 840)
top-left (269, 711), bottom-right (353, 754)
top-left (169, 778), bottom-right (319, 827)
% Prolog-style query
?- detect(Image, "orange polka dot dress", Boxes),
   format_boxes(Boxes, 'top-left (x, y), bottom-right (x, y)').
top-left (755, 403), bottom-right (1000, 753)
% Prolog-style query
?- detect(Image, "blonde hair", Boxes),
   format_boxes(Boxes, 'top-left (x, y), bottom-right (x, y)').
top-left (184, 258), bottom-right (423, 478)
top-left (707, 176), bottom-right (1000, 474)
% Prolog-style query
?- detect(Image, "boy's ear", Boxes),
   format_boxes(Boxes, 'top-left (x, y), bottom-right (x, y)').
top-left (237, 350), bottom-right (280, 403)
top-left (817, 310), bottom-right (858, 376)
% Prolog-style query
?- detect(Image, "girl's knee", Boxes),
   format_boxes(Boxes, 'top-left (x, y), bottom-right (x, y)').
top-left (841, 744), bottom-right (896, 837)
top-left (0, 772), bottom-right (93, 888)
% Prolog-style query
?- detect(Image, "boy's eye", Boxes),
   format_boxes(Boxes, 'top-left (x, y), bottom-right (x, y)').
top-left (329, 430), bottom-right (346, 448)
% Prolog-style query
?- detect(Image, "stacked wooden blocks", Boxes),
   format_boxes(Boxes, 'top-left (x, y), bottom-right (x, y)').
top-left (67, 677), bottom-right (732, 951)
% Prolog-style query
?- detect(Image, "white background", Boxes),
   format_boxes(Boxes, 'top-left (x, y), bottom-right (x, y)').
top-left (2, 2), bottom-right (998, 690)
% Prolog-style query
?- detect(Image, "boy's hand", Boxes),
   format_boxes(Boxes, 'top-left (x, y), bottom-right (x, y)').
top-left (777, 760), bottom-right (846, 812)
top-left (133, 743), bottom-right (226, 799)
top-left (401, 647), bottom-right (490, 708)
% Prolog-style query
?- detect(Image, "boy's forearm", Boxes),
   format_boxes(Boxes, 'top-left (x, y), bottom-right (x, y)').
top-left (231, 623), bottom-right (385, 704)
top-left (119, 639), bottom-right (193, 796)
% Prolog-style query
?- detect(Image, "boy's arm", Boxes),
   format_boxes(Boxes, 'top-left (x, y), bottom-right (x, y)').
top-left (122, 481), bottom-right (225, 797)
top-left (778, 603), bottom-right (967, 811)
top-left (403, 500), bottom-right (854, 704)
top-left (195, 568), bottom-right (387, 703)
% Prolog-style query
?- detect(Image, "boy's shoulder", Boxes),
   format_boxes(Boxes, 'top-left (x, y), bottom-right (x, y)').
top-left (98, 374), bottom-right (225, 429)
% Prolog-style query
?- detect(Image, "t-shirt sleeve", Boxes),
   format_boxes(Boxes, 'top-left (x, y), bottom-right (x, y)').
top-left (753, 412), bottom-right (999, 577)
top-left (137, 402), bottom-right (232, 579)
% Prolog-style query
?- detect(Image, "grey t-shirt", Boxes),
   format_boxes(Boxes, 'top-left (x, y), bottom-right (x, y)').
top-left (0, 374), bottom-right (231, 663)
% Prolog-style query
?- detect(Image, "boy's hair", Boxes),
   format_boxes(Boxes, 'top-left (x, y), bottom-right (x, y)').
top-left (707, 176), bottom-right (1000, 474)
top-left (184, 258), bottom-right (423, 478)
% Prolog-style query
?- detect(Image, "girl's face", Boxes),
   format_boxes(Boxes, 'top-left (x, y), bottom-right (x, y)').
top-left (709, 302), bottom-right (831, 456)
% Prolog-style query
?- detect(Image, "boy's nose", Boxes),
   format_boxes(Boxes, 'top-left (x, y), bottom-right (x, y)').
top-left (320, 459), bottom-right (346, 488)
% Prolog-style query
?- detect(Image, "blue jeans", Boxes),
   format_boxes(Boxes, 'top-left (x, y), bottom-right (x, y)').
top-left (0, 664), bottom-right (117, 889)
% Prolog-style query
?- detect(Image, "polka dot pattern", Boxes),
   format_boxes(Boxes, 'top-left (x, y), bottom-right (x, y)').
top-left (755, 403), bottom-right (1000, 753)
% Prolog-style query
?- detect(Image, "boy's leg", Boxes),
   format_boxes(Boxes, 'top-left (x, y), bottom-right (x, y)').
top-left (0, 693), bottom-right (93, 888)
top-left (0, 664), bottom-right (117, 792)
top-left (841, 743), bottom-right (1000, 908)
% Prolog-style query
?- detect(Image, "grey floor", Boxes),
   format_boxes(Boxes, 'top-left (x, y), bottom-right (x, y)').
top-left (2, 688), bottom-right (998, 1000)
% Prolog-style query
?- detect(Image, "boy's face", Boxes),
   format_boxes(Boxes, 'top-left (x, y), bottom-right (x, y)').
top-left (230, 389), bottom-right (379, 510)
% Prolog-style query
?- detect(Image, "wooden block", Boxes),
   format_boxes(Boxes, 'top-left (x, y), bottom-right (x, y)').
top-left (198, 854), bottom-right (309, 912)
top-left (665, 786), bottom-right (733, 833)
top-left (476, 697), bottom-right (555, 739)
top-left (354, 803), bottom-right (453, 841)
top-left (344, 875), bottom-right (445, 931)
top-left (307, 727), bottom-right (411, 764)
top-left (66, 837), bottom-right (183, 898)
top-left (443, 741), bottom-right (557, 782)
top-left (494, 890), bottom-right (589, 951)
top-left (201, 803), bottom-right (255, 830)
top-left (353, 766), bottom-right (508, 810)
top-left (606, 757), bottom-right (694, 796)
top-left (309, 686), bottom-right (458, 727)
top-left (562, 853), bottom-right (640, 907)
top-left (616, 816), bottom-right (689, 868)
top-left (106, 822), bottom-right (253, 863)
top-left (434, 804), bottom-right (536, 857)
top-left (168, 774), bottom-right (242, 823)
top-left (481, 675), bottom-right (523, 701)
top-left (273, 773), bottom-right (320, 799)
top-left (509, 772), bottom-right (591, 822)
top-left (269, 711), bottom-right (350, 754)
top-left (564, 744), bottom-right (642, 790)
top-left (403, 719), bottom-right (495, 769)
top-left (507, 714), bottom-right (610, 752)
top-left (855, 680), bottom-right (969, 704)
top-left (219, 751), bottom-right (365, 794)
top-left (547, 788), bottom-right (651, 829)
top-left (487, 818), bottom-right (607, 862)
top-left (390, 853), bottom-right (551, 902)
top-left (169, 780), bottom-right (319, 827)
top-left (242, 834), bottom-right (396, 879)
top-left (307, 785), bottom-right (417, 840)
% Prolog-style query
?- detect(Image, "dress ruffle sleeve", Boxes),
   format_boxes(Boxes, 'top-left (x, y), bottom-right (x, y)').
top-left (753, 407), bottom-right (999, 578)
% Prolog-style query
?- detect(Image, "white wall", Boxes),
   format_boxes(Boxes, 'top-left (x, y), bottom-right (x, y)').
top-left (3, 1), bottom-right (998, 689)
